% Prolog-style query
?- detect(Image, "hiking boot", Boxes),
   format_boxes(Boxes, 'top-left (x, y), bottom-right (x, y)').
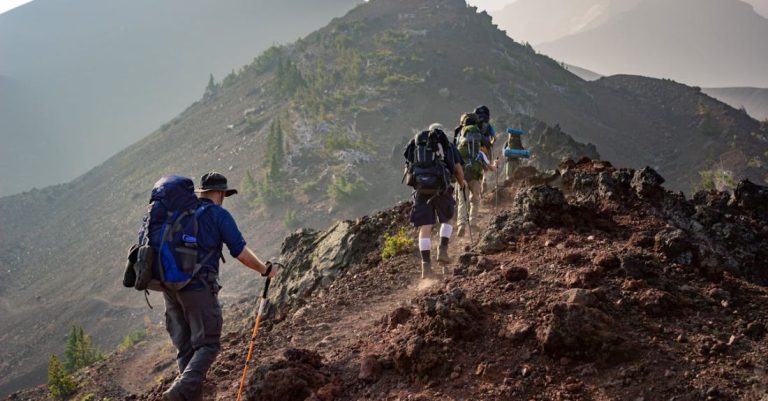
top-left (421, 261), bottom-right (435, 279)
top-left (162, 387), bottom-right (185, 401)
top-left (436, 244), bottom-right (451, 264)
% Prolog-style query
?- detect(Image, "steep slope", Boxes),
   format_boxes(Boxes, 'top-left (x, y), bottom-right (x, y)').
top-left (537, 0), bottom-right (768, 88)
top-left (8, 159), bottom-right (768, 401)
top-left (704, 87), bottom-right (768, 120)
top-left (1, 0), bottom-right (766, 395)
top-left (0, 0), bottom-right (361, 196)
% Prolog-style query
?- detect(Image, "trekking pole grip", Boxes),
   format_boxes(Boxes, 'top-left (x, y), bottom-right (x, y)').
top-left (262, 277), bottom-right (271, 299)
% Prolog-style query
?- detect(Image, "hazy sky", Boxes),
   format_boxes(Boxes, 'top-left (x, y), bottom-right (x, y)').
top-left (0, 0), bottom-right (518, 14)
top-left (468, 0), bottom-right (517, 11)
top-left (0, 0), bottom-right (31, 14)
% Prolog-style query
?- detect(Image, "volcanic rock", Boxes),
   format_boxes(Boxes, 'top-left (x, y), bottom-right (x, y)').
top-left (538, 303), bottom-right (625, 359)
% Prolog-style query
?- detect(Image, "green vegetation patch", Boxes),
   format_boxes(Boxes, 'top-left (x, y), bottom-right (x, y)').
top-left (327, 175), bottom-right (369, 205)
top-left (48, 354), bottom-right (77, 399)
top-left (382, 227), bottom-right (414, 259)
top-left (118, 328), bottom-right (147, 352)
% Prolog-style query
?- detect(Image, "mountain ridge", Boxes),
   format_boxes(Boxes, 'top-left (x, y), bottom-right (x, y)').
top-left (7, 158), bottom-right (768, 400)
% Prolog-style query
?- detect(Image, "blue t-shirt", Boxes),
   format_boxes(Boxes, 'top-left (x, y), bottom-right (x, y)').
top-left (192, 198), bottom-right (246, 281)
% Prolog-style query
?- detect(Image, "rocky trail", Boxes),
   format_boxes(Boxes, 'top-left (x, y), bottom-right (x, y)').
top-left (7, 158), bottom-right (768, 401)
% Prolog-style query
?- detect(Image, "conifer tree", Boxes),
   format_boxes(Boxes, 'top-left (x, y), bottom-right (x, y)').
top-left (205, 73), bottom-right (217, 97)
top-left (240, 169), bottom-right (258, 199)
top-left (63, 325), bottom-right (102, 373)
top-left (48, 354), bottom-right (76, 399)
top-left (258, 118), bottom-right (287, 204)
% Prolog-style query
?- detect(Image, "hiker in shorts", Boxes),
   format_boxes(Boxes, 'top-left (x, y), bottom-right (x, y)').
top-left (163, 172), bottom-right (279, 401)
top-left (455, 112), bottom-right (499, 237)
top-left (403, 123), bottom-right (465, 278)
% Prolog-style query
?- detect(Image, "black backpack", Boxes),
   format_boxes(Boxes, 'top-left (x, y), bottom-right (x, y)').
top-left (405, 130), bottom-right (451, 195)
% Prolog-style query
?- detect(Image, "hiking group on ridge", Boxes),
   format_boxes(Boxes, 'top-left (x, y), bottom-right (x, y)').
top-left (403, 105), bottom-right (528, 278)
top-left (120, 104), bottom-right (527, 400)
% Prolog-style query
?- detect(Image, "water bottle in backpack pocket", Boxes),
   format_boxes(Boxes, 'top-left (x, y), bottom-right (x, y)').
top-left (124, 176), bottom-right (217, 293)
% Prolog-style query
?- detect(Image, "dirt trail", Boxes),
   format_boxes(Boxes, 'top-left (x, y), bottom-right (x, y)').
top-left (114, 337), bottom-right (175, 394)
top-left (288, 278), bottom-right (439, 352)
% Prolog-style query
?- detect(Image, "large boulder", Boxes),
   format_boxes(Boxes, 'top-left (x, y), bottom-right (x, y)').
top-left (272, 202), bottom-right (410, 309)
top-left (631, 166), bottom-right (666, 199)
top-left (729, 180), bottom-right (768, 221)
top-left (537, 303), bottom-right (626, 360)
top-left (477, 186), bottom-right (567, 252)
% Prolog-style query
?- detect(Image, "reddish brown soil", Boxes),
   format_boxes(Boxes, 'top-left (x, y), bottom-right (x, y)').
top-left (8, 160), bottom-right (768, 401)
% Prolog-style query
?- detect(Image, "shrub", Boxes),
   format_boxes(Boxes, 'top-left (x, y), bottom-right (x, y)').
top-left (48, 354), bottom-right (77, 399)
top-left (382, 73), bottom-right (421, 86)
top-left (382, 227), bottom-right (414, 259)
top-left (698, 169), bottom-right (716, 191)
top-left (327, 175), bottom-right (368, 205)
top-left (117, 329), bottom-right (147, 352)
top-left (283, 210), bottom-right (301, 229)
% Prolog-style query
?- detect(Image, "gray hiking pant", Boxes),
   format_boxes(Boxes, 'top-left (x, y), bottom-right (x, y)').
top-left (505, 158), bottom-right (521, 181)
top-left (164, 286), bottom-right (223, 400)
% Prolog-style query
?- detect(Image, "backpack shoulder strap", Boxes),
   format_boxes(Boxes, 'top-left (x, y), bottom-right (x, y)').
top-left (194, 203), bottom-right (226, 263)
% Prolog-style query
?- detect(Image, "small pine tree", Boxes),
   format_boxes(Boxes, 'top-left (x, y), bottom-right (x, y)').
top-left (204, 73), bottom-right (217, 97)
top-left (48, 354), bottom-right (76, 399)
top-left (64, 325), bottom-right (103, 373)
top-left (240, 170), bottom-right (258, 199)
top-left (64, 326), bottom-right (82, 372)
top-left (257, 118), bottom-right (288, 205)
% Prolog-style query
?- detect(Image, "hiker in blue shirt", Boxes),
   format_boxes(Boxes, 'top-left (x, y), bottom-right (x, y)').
top-left (403, 123), bottom-right (465, 278)
top-left (163, 172), bottom-right (279, 401)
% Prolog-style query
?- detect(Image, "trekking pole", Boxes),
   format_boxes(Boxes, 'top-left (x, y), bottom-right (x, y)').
top-left (236, 262), bottom-right (283, 401)
top-left (462, 186), bottom-right (473, 243)
top-left (494, 150), bottom-right (500, 210)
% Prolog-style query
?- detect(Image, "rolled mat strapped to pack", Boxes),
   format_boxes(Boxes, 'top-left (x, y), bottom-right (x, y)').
top-left (504, 148), bottom-right (531, 158)
top-left (506, 128), bottom-right (526, 135)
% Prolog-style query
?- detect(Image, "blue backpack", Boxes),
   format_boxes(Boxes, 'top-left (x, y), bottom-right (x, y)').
top-left (125, 176), bottom-right (219, 293)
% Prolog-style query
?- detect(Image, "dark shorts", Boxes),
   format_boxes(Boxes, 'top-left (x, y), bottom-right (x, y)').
top-left (410, 187), bottom-right (456, 227)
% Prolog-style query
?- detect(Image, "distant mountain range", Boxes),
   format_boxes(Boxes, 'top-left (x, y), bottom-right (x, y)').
top-left (0, 0), bottom-right (361, 197)
top-left (493, 0), bottom-right (641, 44)
top-left (703, 87), bottom-right (768, 120)
top-left (491, 0), bottom-right (768, 88)
top-left (554, 63), bottom-right (768, 122)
